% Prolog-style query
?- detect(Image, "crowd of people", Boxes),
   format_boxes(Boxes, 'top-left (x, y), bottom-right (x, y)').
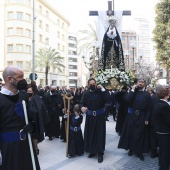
top-left (0, 66), bottom-right (170, 170)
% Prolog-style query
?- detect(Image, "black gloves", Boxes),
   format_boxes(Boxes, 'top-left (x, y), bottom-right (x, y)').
top-left (23, 121), bottom-right (36, 133)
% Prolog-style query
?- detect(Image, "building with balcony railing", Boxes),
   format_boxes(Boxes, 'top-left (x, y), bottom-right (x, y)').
top-left (0, 0), bottom-right (70, 86)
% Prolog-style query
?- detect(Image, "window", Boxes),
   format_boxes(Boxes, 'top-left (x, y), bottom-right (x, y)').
top-left (39, 5), bottom-right (42, 13)
top-left (57, 19), bottom-right (60, 26)
top-left (16, 44), bottom-right (23, 52)
top-left (69, 79), bottom-right (77, 84)
top-left (69, 72), bottom-right (78, 76)
top-left (51, 80), bottom-right (56, 86)
top-left (8, 12), bottom-right (13, 20)
top-left (68, 50), bottom-right (77, 55)
top-left (62, 34), bottom-right (64, 41)
top-left (45, 38), bottom-right (49, 45)
top-left (121, 36), bottom-right (125, 40)
top-left (68, 43), bottom-right (76, 47)
top-left (62, 46), bottom-right (65, 52)
top-left (59, 80), bottom-right (62, 86)
top-left (7, 61), bottom-right (13, 66)
top-left (62, 23), bottom-right (64, 29)
top-left (26, 61), bottom-right (31, 70)
top-left (69, 65), bottom-right (77, 69)
top-left (39, 34), bottom-right (42, 42)
top-left (57, 43), bottom-right (60, 50)
top-left (7, 44), bottom-right (13, 52)
top-left (17, 12), bottom-right (23, 20)
top-left (46, 24), bottom-right (49, 32)
top-left (25, 13), bottom-right (31, 22)
top-left (25, 0), bottom-right (31, 6)
top-left (57, 31), bottom-right (60, 38)
top-left (26, 29), bottom-right (31, 37)
top-left (46, 10), bottom-right (49, 18)
top-left (16, 28), bottom-right (23, 35)
top-left (69, 36), bottom-right (76, 41)
top-left (16, 61), bottom-right (23, 68)
top-left (8, 28), bottom-right (13, 35)
top-left (69, 58), bottom-right (77, 62)
top-left (39, 20), bottom-right (42, 28)
top-left (26, 45), bottom-right (31, 53)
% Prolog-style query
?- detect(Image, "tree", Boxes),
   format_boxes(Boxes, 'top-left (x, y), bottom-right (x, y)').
top-left (77, 21), bottom-right (99, 76)
top-left (77, 21), bottom-right (98, 56)
top-left (136, 62), bottom-right (156, 85)
top-left (35, 47), bottom-right (65, 85)
top-left (153, 0), bottom-right (170, 83)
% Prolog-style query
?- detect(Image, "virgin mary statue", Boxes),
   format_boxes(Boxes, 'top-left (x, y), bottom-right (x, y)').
top-left (99, 16), bottom-right (125, 71)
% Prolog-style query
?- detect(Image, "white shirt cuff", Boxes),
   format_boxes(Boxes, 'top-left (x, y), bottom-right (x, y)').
top-left (101, 87), bottom-right (105, 92)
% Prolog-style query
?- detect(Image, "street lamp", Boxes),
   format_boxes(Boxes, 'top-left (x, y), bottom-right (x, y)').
top-left (124, 50), bottom-right (129, 70)
top-left (130, 38), bottom-right (136, 69)
top-left (82, 41), bottom-right (100, 77)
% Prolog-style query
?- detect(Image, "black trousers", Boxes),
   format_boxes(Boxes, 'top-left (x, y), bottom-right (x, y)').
top-left (157, 134), bottom-right (170, 170)
top-left (149, 125), bottom-right (158, 154)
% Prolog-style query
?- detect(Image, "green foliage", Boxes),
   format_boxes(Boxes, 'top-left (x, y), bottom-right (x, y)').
top-left (153, 0), bottom-right (170, 69)
top-left (35, 47), bottom-right (65, 84)
top-left (77, 21), bottom-right (98, 56)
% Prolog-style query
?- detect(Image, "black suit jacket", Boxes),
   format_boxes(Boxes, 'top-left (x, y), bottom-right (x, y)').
top-left (154, 100), bottom-right (170, 133)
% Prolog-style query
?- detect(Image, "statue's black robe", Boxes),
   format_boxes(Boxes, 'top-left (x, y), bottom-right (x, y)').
top-left (99, 26), bottom-right (125, 71)
top-left (118, 90), bottom-right (151, 154)
top-left (81, 89), bottom-right (109, 154)
top-left (0, 91), bottom-right (40, 170)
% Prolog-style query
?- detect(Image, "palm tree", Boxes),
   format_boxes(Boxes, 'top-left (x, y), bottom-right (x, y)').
top-left (77, 21), bottom-right (98, 56)
top-left (35, 47), bottom-right (65, 85)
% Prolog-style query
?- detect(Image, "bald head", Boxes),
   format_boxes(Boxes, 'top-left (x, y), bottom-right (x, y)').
top-left (3, 66), bottom-right (23, 83)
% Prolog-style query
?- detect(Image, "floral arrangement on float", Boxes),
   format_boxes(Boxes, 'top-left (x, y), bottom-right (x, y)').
top-left (95, 66), bottom-right (135, 90)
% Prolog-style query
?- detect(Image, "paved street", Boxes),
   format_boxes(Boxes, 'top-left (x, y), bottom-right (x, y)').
top-left (38, 115), bottom-right (159, 170)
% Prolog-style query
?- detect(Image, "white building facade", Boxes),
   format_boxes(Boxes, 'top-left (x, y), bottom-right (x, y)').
top-left (0, 0), bottom-right (70, 86)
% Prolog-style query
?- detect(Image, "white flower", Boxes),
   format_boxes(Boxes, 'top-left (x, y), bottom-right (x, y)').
top-left (95, 67), bottom-right (133, 89)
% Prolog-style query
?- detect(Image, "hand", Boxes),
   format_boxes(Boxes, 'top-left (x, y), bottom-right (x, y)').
top-left (145, 121), bottom-right (148, 125)
top-left (75, 112), bottom-right (79, 117)
top-left (97, 84), bottom-right (104, 89)
top-left (132, 84), bottom-right (138, 91)
top-left (23, 121), bottom-right (35, 133)
top-left (81, 107), bottom-right (87, 113)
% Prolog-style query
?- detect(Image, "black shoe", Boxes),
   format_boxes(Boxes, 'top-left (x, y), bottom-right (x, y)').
top-left (69, 155), bottom-right (74, 158)
top-left (105, 119), bottom-right (109, 121)
top-left (88, 153), bottom-right (96, 158)
top-left (150, 153), bottom-right (158, 158)
top-left (49, 137), bottom-right (53, 140)
top-left (128, 150), bottom-right (133, 156)
top-left (55, 136), bottom-right (60, 138)
top-left (62, 140), bottom-right (66, 143)
top-left (98, 154), bottom-right (103, 163)
top-left (138, 154), bottom-right (144, 161)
